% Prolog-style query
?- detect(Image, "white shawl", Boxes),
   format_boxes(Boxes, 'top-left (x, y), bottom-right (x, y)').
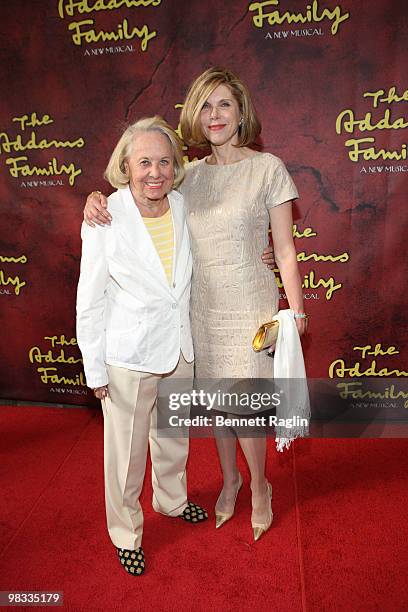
top-left (272, 309), bottom-right (310, 451)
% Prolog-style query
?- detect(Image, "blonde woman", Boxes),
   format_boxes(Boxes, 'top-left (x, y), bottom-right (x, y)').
top-left (77, 117), bottom-right (207, 576)
top-left (84, 68), bottom-right (307, 541)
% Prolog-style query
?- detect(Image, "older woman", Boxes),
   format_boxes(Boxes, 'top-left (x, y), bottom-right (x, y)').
top-left (76, 116), bottom-right (207, 577)
top-left (84, 68), bottom-right (308, 542)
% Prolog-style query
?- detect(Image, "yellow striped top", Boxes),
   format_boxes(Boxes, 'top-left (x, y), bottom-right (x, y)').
top-left (142, 208), bottom-right (174, 284)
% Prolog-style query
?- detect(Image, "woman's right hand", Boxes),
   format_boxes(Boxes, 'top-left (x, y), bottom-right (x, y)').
top-left (93, 385), bottom-right (109, 400)
top-left (84, 191), bottom-right (111, 227)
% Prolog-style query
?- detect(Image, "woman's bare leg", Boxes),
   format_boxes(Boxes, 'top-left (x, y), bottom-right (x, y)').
top-left (214, 434), bottom-right (241, 514)
top-left (238, 436), bottom-right (270, 525)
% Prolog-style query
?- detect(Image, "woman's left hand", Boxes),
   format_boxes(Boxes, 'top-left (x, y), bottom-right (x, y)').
top-left (261, 245), bottom-right (275, 269)
top-left (295, 316), bottom-right (308, 337)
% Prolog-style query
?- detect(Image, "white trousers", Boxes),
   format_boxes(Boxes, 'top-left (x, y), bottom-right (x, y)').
top-left (101, 354), bottom-right (193, 550)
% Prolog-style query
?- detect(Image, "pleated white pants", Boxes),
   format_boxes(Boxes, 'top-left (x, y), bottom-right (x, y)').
top-left (101, 354), bottom-right (193, 549)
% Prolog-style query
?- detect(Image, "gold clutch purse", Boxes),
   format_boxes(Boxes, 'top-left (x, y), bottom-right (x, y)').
top-left (252, 320), bottom-right (279, 352)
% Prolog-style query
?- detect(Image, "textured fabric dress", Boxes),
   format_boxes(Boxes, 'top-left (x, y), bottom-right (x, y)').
top-left (179, 152), bottom-right (299, 383)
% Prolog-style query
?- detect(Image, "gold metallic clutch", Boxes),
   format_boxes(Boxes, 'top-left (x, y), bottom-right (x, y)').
top-left (252, 320), bottom-right (279, 352)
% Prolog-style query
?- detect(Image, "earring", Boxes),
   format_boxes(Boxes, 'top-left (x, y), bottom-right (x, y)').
top-left (239, 117), bottom-right (243, 128)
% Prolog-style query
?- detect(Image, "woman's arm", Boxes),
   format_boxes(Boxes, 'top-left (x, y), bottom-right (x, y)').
top-left (269, 201), bottom-right (307, 336)
top-left (84, 191), bottom-right (112, 227)
top-left (76, 222), bottom-right (110, 388)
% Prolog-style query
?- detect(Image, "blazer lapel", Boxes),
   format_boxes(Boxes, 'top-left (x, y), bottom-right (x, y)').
top-left (118, 186), bottom-right (168, 286)
top-left (168, 191), bottom-right (184, 285)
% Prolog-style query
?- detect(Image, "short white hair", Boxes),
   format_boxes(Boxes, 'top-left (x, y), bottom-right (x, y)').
top-left (104, 116), bottom-right (185, 189)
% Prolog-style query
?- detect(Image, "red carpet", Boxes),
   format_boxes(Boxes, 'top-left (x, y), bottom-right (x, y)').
top-left (1, 405), bottom-right (408, 611)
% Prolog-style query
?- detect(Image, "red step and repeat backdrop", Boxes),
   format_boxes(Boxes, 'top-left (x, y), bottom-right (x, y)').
top-left (0, 0), bottom-right (406, 406)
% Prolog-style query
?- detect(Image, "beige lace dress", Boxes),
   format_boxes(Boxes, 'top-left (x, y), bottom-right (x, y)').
top-left (179, 152), bottom-right (298, 384)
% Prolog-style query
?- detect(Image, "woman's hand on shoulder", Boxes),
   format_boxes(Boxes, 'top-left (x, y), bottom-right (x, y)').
top-left (84, 191), bottom-right (111, 227)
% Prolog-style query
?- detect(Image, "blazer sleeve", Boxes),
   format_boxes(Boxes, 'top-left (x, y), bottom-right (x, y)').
top-left (76, 221), bottom-right (109, 388)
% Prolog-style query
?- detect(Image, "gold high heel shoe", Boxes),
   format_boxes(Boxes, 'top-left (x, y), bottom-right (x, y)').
top-left (252, 481), bottom-right (273, 542)
top-left (215, 473), bottom-right (243, 529)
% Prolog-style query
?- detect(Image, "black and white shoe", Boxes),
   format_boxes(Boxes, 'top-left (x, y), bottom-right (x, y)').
top-left (178, 501), bottom-right (208, 523)
top-left (117, 546), bottom-right (145, 575)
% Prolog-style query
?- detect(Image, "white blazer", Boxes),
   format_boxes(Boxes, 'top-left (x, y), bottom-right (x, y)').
top-left (76, 186), bottom-right (194, 388)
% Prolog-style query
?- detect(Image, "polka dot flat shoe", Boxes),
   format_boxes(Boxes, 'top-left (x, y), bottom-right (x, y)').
top-left (117, 546), bottom-right (145, 575)
top-left (178, 501), bottom-right (208, 523)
